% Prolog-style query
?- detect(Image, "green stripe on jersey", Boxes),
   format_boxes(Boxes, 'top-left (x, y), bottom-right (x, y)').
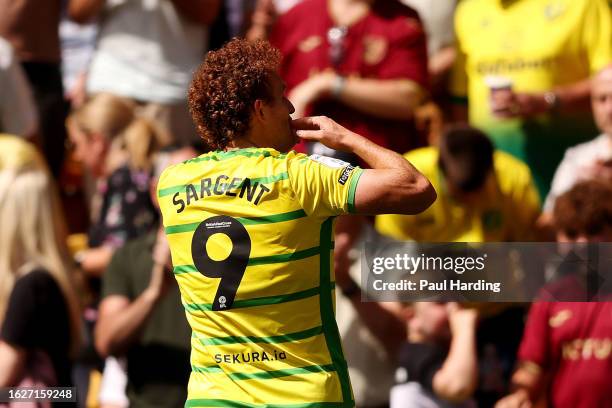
top-left (319, 217), bottom-right (354, 405)
top-left (183, 149), bottom-right (288, 164)
top-left (347, 168), bottom-right (363, 214)
top-left (250, 172), bottom-right (289, 185)
top-left (196, 325), bottom-right (323, 346)
top-left (191, 365), bottom-right (223, 374)
top-left (182, 285), bottom-right (335, 312)
top-left (174, 265), bottom-right (199, 274)
top-left (165, 209), bottom-right (307, 234)
top-left (190, 364), bottom-right (336, 382)
top-left (165, 221), bottom-right (202, 234)
top-left (173, 246), bottom-right (320, 274)
top-left (185, 399), bottom-right (347, 408)
top-left (228, 364), bottom-right (335, 381)
top-left (158, 171), bottom-right (288, 198)
top-left (247, 246), bottom-right (319, 266)
top-left (238, 209), bottom-right (306, 225)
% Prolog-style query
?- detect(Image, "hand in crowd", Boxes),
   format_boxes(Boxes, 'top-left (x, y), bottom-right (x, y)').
top-left (447, 302), bottom-right (479, 334)
top-left (332, 217), bottom-right (362, 293)
top-left (146, 228), bottom-right (174, 302)
top-left (288, 71), bottom-right (337, 118)
top-left (491, 89), bottom-right (551, 119)
top-left (414, 101), bottom-right (444, 145)
top-left (246, 0), bottom-right (277, 41)
top-left (75, 245), bottom-right (115, 277)
top-left (333, 240), bottom-right (352, 291)
top-left (66, 71), bottom-right (89, 109)
top-left (495, 388), bottom-right (532, 408)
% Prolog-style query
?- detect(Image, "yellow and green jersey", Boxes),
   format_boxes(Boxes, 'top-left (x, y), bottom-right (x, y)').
top-left (452, 0), bottom-right (612, 198)
top-left (157, 147), bottom-right (363, 408)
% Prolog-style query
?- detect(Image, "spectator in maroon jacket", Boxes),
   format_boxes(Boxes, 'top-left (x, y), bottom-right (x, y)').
top-left (268, 0), bottom-right (429, 160)
top-left (496, 180), bottom-right (612, 408)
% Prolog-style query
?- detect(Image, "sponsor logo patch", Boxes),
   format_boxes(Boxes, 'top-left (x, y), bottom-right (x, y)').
top-left (309, 154), bottom-right (350, 169)
top-left (338, 165), bottom-right (355, 185)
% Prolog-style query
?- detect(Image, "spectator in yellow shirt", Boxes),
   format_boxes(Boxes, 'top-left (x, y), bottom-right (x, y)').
top-left (452, 0), bottom-right (612, 199)
top-left (376, 125), bottom-right (540, 242)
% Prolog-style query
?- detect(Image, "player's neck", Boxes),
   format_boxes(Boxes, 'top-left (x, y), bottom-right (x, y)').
top-left (225, 137), bottom-right (261, 151)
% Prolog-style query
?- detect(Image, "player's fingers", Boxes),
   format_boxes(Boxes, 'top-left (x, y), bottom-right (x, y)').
top-left (295, 129), bottom-right (323, 141)
top-left (292, 116), bottom-right (329, 130)
top-left (291, 117), bottom-right (319, 130)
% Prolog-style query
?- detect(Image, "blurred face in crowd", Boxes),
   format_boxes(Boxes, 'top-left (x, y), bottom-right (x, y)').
top-left (438, 127), bottom-right (494, 206)
top-left (67, 120), bottom-right (109, 177)
top-left (554, 181), bottom-right (612, 244)
top-left (446, 181), bottom-right (484, 205)
top-left (592, 67), bottom-right (612, 137)
top-left (408, 302), bottom-right (451, 343)
top-left (255, 73), bottom-right (297, 152)
top-left (556, 226), bottom-right (612, 244)
top-left (445, 173), bottom-right (492, 206)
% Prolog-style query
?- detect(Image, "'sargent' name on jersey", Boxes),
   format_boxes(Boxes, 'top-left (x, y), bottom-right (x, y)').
top-left (173, 175), bottom-right (270, 213)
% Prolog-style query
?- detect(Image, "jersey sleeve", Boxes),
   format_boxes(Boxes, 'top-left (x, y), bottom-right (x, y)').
top-left (287, 153), bottom-right (363, 217)
top-left (582, 0), bottom-right (612, 73)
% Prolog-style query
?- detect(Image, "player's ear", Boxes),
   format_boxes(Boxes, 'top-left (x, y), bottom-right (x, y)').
top-left (253, 99), bottom-right (267, 123)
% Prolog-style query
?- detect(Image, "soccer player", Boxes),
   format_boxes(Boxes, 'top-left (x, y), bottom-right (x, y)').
top-left (156, 38), bottom-right (436, 407)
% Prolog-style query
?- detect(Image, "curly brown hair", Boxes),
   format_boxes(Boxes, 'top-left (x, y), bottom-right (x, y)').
top-left (188, 38), bottom-right (282, 150)
top-left (554, 180), bottom-right (612, 238)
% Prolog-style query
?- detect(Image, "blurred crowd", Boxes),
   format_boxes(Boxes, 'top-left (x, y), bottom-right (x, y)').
top-left (1, 0), bottom-right (612, 407)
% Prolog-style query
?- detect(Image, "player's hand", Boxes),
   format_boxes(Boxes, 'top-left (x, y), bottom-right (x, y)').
top-left (495, 389), bottom-right (532, 408)
top-left (292, 116), bottom-right (363, 152)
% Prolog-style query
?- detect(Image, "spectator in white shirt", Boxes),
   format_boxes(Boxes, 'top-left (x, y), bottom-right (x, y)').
top-left (69, 0), bottom-right (220, 146)
top-left (543, 66), bottom-right (612, 215)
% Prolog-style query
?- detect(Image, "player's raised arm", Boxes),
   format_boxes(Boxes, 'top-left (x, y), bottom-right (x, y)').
top-left (293, 116), bottom-right (436, 215)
